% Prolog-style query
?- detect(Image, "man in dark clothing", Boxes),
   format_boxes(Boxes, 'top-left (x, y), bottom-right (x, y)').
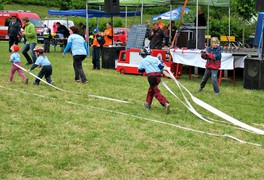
top-left (194, 7), bottom-right (207, 49)
top-left (194, 7), bottom-right (207, 26)
top-left (148, 22), bottom-right (166, 50)
top-left (79, 22), bottom-right (86, 39)
top-left (56, 22), bottom-right (70, 48)
top-left (169, 20), bottom-right (177, 43)
top-left (8, 16), bottom-right (21, 52)
top-left (164, 20), bottom-right (177, 47)
top-left (56, 22), bottom-right (70, 38)
top-left (145, 20), bottom-right (151, 38)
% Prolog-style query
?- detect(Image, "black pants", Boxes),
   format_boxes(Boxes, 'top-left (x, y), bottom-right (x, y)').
top-left (43, 39), bottom-right (50, 53)
top-left (73, 55), bottom-right (87, 83)
top-left (35, 65), bottom-right (53, 84)
top-left (9, 36), bottom-right (19, 52)
top-left (92, 47), bottom-right (100, 69)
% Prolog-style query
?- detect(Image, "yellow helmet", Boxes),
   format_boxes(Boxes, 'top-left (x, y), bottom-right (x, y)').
top-left (211, 37), bottom-right (219, 45)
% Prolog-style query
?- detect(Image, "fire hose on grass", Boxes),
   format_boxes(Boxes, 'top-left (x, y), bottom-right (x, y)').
top-left (162, 66), bottom-right (264, 135)
top-left (13, 63), bottom-right (129, 104)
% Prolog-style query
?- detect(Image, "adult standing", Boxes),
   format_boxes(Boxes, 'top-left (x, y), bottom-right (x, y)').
top-left (148, 22), bottom-right (166, 50)
top-left (62, 26), bottom-right (89, 84)
top-left (169, 20), bottom-right (177, 44)
top-left (103, 22), bottom-right (113, 46)
top-left (145, 20), bottom-right (151, 38)
top-left (21, 17), bottom-right (37, 65)
top-left (43, 24), bottom-right (52, 53)
top-left (157, 17), bottom-right (165, 29)
top-left (92, 28), bottom-right (104, 70)
top-left (164, 20), bottom-right (177, 47)
top-left (194, 7), bottom-right (207, 49)
top-left (194, 7), bottom-right (207, 26)
top-left (79, 22), bottom-right (86, 39)
top-left (144, 20), bottom-right (151, 47)
top-left (8, 16), bottom-right (21, 52)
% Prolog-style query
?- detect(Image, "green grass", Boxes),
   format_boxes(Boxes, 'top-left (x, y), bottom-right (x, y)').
top-left (4, 4), bottom-right (57, 18)
top-left (0, 37), bottom-right (264, 179)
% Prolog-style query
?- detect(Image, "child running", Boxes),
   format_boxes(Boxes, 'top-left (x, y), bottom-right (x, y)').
top-left (28, 46), bottom-right (53, 85)
top-left (9, 44), bottom-right (28, 84)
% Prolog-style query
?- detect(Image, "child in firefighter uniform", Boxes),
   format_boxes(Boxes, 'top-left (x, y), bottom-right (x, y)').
top-left (198, 37), bottom-right (222, 95)
top-left (43, 25), bottom-right (52, 53)
top-left (92, 28), bottom-right (104, 70)
top-left (138, 47), bottom-right (170, 114)
top-left (28, 46), bottom-right (53, 85)
top-left (8, 45), bottom-right (28, 84)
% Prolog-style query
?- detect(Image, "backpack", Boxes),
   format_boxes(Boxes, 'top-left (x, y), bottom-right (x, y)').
top-left (96, 34), bottom-right (105, 47)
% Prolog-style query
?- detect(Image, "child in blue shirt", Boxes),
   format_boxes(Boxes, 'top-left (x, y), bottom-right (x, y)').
top-left (28, 46), bottom-right (53, 85)
top-left (138, 47), bottom-right (170, 114)
top-left (9, 45), bottom-right (28, 84)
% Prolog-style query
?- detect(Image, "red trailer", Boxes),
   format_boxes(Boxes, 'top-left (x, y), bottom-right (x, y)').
top-left (116, 48), bottom-right (172, 75)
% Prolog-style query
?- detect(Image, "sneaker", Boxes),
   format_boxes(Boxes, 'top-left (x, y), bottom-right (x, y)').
top-left (197, 87), bottom-right (203, 92)
top-left (165, 102), bottom-right (170, 114)
top-left (144, 102), bottom-right (151, 109)
top-left (215, 92), bottom-right (221, 96)
top-left (33, 82), bottom-right (39, 85)
top-left (82, 80), bottom-right (88, 84)
top-left (75, 79), bottom-right (80, 82)
top-left (24, 78), bottom-right (28, 84)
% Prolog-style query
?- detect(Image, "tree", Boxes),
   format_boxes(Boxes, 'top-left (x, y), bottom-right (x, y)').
top-left (60, 0), bottom-right (72, 10)
top-left (232, 0), bottom-right (256, 47)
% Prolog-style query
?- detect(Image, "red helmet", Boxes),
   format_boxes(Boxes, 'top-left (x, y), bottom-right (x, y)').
top-left (11, 45), bottom-right (20, 52)
top-left (33, 46), bottom-right (44, 53)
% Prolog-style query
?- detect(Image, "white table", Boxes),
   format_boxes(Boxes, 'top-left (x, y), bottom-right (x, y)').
top-left (170, 48), bottom-right (234, 69)
top-left (169, 48), bottom-right (247, 86)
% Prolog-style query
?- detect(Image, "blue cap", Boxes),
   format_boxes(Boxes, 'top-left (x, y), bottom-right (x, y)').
top-left (93, 28), bottom-right (99, 33)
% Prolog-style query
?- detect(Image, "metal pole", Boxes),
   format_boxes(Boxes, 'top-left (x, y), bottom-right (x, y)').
top-left (86, 0), bottom-right (90, 55)
top-left (195, 0), bottom-right (198, 49)
top-left (207, 2), bottom-right (209, 46)
top-left (125, 5), bottom-right (127, 29)
top-left (97, 6), bottom-right (101, 28)
top-left (229, 0), bottom-right (231, 48)
top-left (141, 0), bottom-right (143, 24)
top-left (169, 3), bottom-right (172, 45)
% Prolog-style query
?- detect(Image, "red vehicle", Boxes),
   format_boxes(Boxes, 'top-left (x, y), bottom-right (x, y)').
top-left (0, 10), bottom-right (44, 42)
top-left (116, 48), bottom-right (172, 75)
top-left (113, 27), bottom-right (129, 45)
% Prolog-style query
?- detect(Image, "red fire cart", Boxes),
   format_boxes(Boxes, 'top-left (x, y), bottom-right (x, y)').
top-left (116, 48), bottom-right (173, 75)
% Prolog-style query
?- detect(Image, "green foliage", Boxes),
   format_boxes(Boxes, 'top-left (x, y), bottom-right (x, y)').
top-left (144, 6), bottom-right (169, 15)
top-left (231, 0), bottom-right (256, 21)
top-left (2, 0), bottom-right (259, 45)
top-left (59, 0), bottom-right (73, 10)
top-left (11, 0), bottom-right (58, 7)
top-left (0, 0), bottom-right (9, 10)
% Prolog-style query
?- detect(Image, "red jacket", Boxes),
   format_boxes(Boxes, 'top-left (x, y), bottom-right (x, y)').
top-left (201, 46), bottom-right (222, 70)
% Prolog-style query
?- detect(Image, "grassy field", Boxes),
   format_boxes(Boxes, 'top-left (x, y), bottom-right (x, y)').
top-left (0, 38), bottom-right (264, 179)
top-left (0, 3), bottom-right (264, 179)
